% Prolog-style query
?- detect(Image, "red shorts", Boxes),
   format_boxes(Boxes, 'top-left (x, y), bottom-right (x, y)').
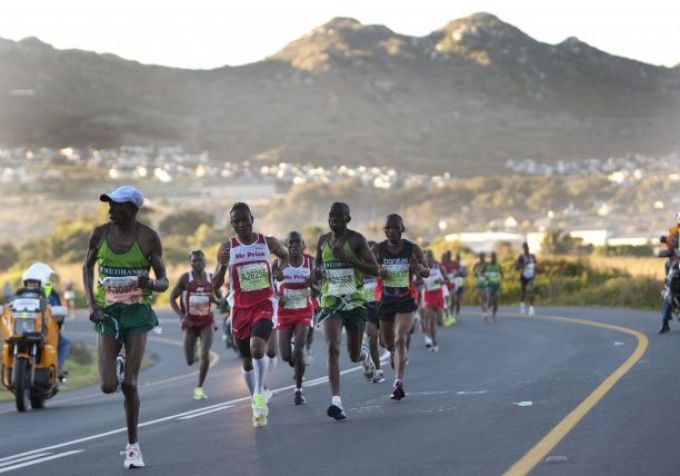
top-left (276, 313), bottom-right (313, 330)
top-left (231, 299), bottom-right (275, 341)
top-left (423, 290), bottom-right (445, 310)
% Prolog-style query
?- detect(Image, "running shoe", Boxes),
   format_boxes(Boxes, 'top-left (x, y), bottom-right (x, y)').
top-left (252, 415), bottom-right (268, 428)
top-left (519, 302), bottom-right (526, 314)
top-left (123, 445), bottom-right (145, 469)
top-left (424, 336), bottom-right (432, 349)
top-left (361, 346), bottom-right (375, 380)
top-left (390, 381), bottom-right (405, 400)
top-left (193, 386), bottom-right (208, 400)
top-left (430, 344), bottom-right (439, 353)
top-left (252, 392), bottom-right (269, 418)
top-left (372, 368), bottom-right (385, 383)
top-left (327, 403), bottom-right (346, 420)
top-left (528, 306), bottom-right (535, 316)
top-left (294, 389), bottom-right (307, 405)
top-left (304, 349), bottom-right (313, 366)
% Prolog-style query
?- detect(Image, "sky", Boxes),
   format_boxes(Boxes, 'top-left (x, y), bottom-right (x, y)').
top-left (1, 0), bottom-right (678, 70)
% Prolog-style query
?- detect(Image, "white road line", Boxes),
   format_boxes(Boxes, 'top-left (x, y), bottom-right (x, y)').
top-left (0, 354), bottom-right (388, 460)
top-left (0, 453), bottom-right (51, 467)
top-left (178, 405), bottom-right (235, 420)
top-left (0, 450), bottom-right (84, 474)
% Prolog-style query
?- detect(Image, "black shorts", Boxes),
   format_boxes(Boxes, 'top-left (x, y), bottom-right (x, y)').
top-left (520, 276), bottom-right (535, 286)
top-left (378, 298), bottom-right (418, 322)
top-left (364, 301), bottom-right (380, 326)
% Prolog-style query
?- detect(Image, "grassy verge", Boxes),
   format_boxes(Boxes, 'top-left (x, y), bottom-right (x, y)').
top-left (0, 341), bottom-right (157, 403)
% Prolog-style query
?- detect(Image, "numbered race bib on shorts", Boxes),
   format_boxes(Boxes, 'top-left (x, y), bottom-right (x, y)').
top-left (283, 288), bottom-right (309, 309)
top-left (326, 268), bottom-right (357, 296)
top-left (188, 294), bottom-right (211, 317)
top-left (237, 263), bottom-right (270, 292)
top-left (101, 277), bottom-right (142, 306)
top-left (383, 264), bottom-right (410, 288)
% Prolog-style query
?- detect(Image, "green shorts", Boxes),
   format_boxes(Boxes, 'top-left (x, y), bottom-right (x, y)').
top-left (486, 284), bottom-right (501, 296)
top-left (318, 306), bottom-right (367, 335)
top-left (95, 303), bottom-right (158, 343)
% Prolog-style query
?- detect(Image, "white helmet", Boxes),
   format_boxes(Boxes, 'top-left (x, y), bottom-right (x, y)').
top-left (21, 262), bottom-right (55, 286)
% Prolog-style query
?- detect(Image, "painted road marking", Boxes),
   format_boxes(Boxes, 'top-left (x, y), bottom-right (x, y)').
top-left (178, 404), bottom-right (235, 420)
top-left (503, 312), bottom-right (649, 476)
top-left (0, 453), bottom-right (51, 467)
top-left (0, 450), bottom-right (83, 474)
top-left (0, 353), bottom-right (389, 462)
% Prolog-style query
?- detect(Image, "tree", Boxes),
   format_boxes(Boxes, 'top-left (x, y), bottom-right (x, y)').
top-left (0, 241), bottom-right (18, 270)
top-left (159, 210), bottom-right (214, 237)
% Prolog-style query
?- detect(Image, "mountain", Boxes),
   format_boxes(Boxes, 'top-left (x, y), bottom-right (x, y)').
top-left (1, 13), bottom-right (679, 175)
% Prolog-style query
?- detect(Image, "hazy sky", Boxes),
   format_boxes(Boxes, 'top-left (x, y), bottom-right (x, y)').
top-left (1, 0), bottom-right (678, 69)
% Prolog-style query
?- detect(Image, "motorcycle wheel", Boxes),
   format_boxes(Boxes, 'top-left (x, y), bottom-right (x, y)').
top-left (14, 359), bottom-right (30, 413)
top-left (30, 393), bottom-right (46, 409)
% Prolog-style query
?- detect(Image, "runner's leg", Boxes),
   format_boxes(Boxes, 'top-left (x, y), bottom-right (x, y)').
top-left (121, 332), bottom-right (148, 445)
top-left (394, 312), bottom-right (414, 380)
top-left (98, 334), bottom-right (123, 394)
top-left (278, 326), bottom-right (294, 366)
top-left (322, 318), bottom-right (343, 396)
top-left (366, 321), bottom-right (381, 369)
top-left (292, 324), bottom-right (307, 388)
top-left (197, 326), bottom-right (213, 387)
top-left (183, 328), bottom-right (198, 366)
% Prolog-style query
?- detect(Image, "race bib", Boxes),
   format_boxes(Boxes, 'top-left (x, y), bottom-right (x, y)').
top-left (237, 263), bottom-right (270, 292)
top-left (523, 263), bottom-right (535, 279)
top-left (188, 294), bottom-right (211, 317)
top-left (424, 277), bottom-right (441, 291)
top-left (283, 288), bottom-right (309, 309)
top-left (101, 277), bottom-right (142, 306)
top-left (383, 264), bottom-right (410, 288)
top-left (486, 271), bottom-right (501, 284)
top-left (326, 268), bottom-right (357, 296)
top-left (454, 277), bottom-right (465, 288)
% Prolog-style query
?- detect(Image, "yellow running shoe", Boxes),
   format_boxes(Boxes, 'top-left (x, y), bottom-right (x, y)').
top-left (252, 392), bottom-right (269, 418)
top-left (193, 387), bottom-right (208, 400)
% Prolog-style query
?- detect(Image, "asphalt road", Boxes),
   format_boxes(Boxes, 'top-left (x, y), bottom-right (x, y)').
top-left (0, 306), bottom-right (677, 475)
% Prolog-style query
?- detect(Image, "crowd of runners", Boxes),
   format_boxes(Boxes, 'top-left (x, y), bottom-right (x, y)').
top-left (82, 186), bottom-right (538, 469)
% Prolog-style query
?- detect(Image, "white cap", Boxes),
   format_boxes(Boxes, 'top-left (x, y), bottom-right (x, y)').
top-left (100, 186), bottom-right (144, 209)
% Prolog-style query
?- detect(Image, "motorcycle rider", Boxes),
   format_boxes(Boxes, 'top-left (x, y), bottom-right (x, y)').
top-left (659, 212), bottom-right (680, 333)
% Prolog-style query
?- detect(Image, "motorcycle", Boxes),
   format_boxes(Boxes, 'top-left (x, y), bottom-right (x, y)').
top-left (1, 287), bottom-right (67, 412)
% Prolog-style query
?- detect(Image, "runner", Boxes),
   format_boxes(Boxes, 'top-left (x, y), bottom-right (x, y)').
top-left (374, 214), bottom-right (428, 399)
top-left (421, 250), bottom-right (447, 352)
top-left (212, 202), bottom-right (288, 428)
top-left (363, 240), bottom-right (385, 384)
top-left (473, 252), bottom-right (488, 320)
top-left (516, 242), bottom-right (537, 315)
top-left (169, 250), bottom-right (217, 400)
top-left (83, 186), bottom-right (168, 469)
top-left (440, 251), bottom-right (456, 326)
top-left (314, 202), bottom-right (379, 420)
top-left (274, 231), bottom-right (315, 404)
top-left (484, 252), bottom-right (503, 324)
top-left (450, 252), bottom-right (467, 321)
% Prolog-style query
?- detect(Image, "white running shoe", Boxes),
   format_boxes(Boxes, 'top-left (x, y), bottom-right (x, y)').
top-left (123, 445), bottom-right (145, 469)
top-left (431, 345), bottom-right (439, 353)
top-left (519, 302), bottom-right (526, 314)
top-left (528, 306), bottom-right (535, 316)
top-left (304, 349), bottom-right (313, 366)
top-left (424, 336), bottom-right (433, 349)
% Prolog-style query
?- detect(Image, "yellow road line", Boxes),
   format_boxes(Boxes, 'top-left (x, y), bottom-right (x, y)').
top-left (503, 312), bottom-right (649, 476)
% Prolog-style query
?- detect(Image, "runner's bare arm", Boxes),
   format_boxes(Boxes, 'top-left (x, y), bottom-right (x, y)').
top-left (169, 273), bottom-right (188, 320)
top-left (212, 241), bottom-right (231, 289)
top-left (141, 229), bottom-right (169, 292)
top-left (352, 233), bottom-right (379, 276)
top-left (313, 234), bottom-right (328, 282)
top-left (267, 236), bottom-right (289, 262)
top-left (411, 244), bottom-right (430, 278)
top-left (83, 226), bottom-right (105, 323)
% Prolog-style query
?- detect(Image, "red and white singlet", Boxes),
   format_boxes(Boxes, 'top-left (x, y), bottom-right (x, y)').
top-left (181, 271), bottom-right (214, 328)
top-left (276, 255), bottom-right (314, 328)
top-left (228, 233), bottom-right (274, 309)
